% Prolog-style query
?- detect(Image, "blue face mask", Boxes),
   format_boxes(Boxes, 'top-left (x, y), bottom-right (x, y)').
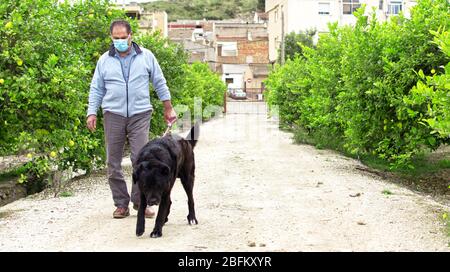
top-left (113, 38), bottom-right (129, 52)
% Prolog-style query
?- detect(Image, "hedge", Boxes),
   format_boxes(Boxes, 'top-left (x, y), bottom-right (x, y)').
top-left (265, 0), bottom-right (450, 169)
top-left (0, 0), bottom-right (224, 187)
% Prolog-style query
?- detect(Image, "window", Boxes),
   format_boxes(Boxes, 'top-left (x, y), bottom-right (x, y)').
top-left (379, 0), bottom-right (384, 10)
top-left (318, 2), bottom-right (331, 15)
top-left (342, 0), bottom-right (361, 15)
top-left (387, 1), bottom-right (402, 15)
top-left (274, 10), bottom-right (278, 23)
top-left (218, 42), bottom-right (237, 57)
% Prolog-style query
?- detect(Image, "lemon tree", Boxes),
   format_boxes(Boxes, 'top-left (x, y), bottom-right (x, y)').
top-left (265, 0), bottom-right (450, 169)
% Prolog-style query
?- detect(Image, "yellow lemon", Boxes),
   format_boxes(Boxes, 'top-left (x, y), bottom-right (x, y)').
top-left (50, 151), bottom-right (57, 158)
top-left (0, 79), bottom-right (4, 84)
top-left (431, 69), bottom-right (436, 74)
top-left (5, 21), bottom-right (13, 29)
top-left (69, 140), bottom-right (75, 147)
top-left (107, 11), bottom-right (112, 16)
top-left (26, 153), bottom-right (33, 159)
top-left (16, 59), bottom-right (23, 66)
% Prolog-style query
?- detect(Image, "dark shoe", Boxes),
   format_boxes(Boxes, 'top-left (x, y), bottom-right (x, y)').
top-left (133, 203), bottom-right (156, 218)
top-left (113, 207), bottom-right (130, 219)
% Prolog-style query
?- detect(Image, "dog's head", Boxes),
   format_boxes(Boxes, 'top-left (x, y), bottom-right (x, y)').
top-left (132, 159), bottom-right (171, 206)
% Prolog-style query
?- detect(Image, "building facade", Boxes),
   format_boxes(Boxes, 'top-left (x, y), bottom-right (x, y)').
top-left (266, 0), bottom-right (418, 62)
top-left (167, 20), bottom-right (270, 98)
top-left (168, 21), bottom-right (215, 67)
top-left (213, 22), bottom-right (270, 97)
top-left (139, 11), bottom-right (168, 37)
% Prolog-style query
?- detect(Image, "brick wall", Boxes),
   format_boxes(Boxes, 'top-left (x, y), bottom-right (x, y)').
top-left (217, 39), bottom-right (269, 64)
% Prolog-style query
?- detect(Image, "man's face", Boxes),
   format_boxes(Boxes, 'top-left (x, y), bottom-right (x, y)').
top-left (111, 26), bottom-right (131, 46)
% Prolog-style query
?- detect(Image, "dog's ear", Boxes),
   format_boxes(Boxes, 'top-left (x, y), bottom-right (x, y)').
top-left (185, 122), bottom-right (199, 148)
top-left (132, 162), bottom-right (148, 184)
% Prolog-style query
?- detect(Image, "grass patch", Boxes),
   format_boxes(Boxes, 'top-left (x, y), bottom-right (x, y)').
top-left (0, 167), bottom-right (21, 184)
top-left (382, 189), bottom-right (393, 195)
top-left (0, 210), bottom-right (14, 219)
top-left (279, 123), bottom-right (295, 133)
top-left (293, 127), bottom-right (345, 152)
top-left (293, 126), bottom-right (449, 172)
top-left (362, 153), bottom-right (450, 176)
top-left (445, 214), bottom-right (450, 235)
top-left (59, 191), bottom-right (73, 197)
top-left (361, 151), bottom-right (449, 196)
top-left (291, 126), bottom-right (450, 197)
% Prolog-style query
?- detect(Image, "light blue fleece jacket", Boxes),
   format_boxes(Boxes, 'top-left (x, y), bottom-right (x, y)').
top-left (87, 42), bottom-right (171, 118)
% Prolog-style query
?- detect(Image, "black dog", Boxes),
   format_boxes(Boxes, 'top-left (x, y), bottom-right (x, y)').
top-left (133, 123), bottom-right (199, 238)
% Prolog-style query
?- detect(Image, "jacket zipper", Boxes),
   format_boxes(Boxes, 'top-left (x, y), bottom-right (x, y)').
top-left (118, 55), bottom-right (136, 118)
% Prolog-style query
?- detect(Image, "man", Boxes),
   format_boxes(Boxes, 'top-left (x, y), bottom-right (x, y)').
top-left (86, 20), bottom-right (177, 219)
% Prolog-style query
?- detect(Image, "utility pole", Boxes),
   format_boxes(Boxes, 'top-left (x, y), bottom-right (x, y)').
top-left (280, 5), bottom-right (285, 65)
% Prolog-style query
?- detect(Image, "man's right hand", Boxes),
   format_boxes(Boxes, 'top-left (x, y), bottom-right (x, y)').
top-left (87, 115), bottom-right (97, 132)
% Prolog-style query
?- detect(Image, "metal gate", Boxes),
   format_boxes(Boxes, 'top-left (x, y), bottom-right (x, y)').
top-left (224, 87), bottom-right (268, 115)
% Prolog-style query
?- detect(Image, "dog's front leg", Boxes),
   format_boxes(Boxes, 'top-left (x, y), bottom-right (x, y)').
top-left (150, 193), bottom-right (171, 238)
top-left (136, 193), bottom-right (146, 237)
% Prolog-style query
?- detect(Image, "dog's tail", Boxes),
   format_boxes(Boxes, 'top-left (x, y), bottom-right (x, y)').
top-left (185, 122), bottom-right (199, 148)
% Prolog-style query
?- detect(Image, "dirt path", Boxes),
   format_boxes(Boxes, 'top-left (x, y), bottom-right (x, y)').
top-left (0, 102), bottom-right (449, 251)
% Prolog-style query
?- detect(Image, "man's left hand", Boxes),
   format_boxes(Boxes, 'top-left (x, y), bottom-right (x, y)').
top-left (163, 100), bottom-right (177, 125)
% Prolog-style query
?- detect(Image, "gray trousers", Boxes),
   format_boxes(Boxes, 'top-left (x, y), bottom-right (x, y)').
top-left (103, 110), bottom-right (152, 208)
